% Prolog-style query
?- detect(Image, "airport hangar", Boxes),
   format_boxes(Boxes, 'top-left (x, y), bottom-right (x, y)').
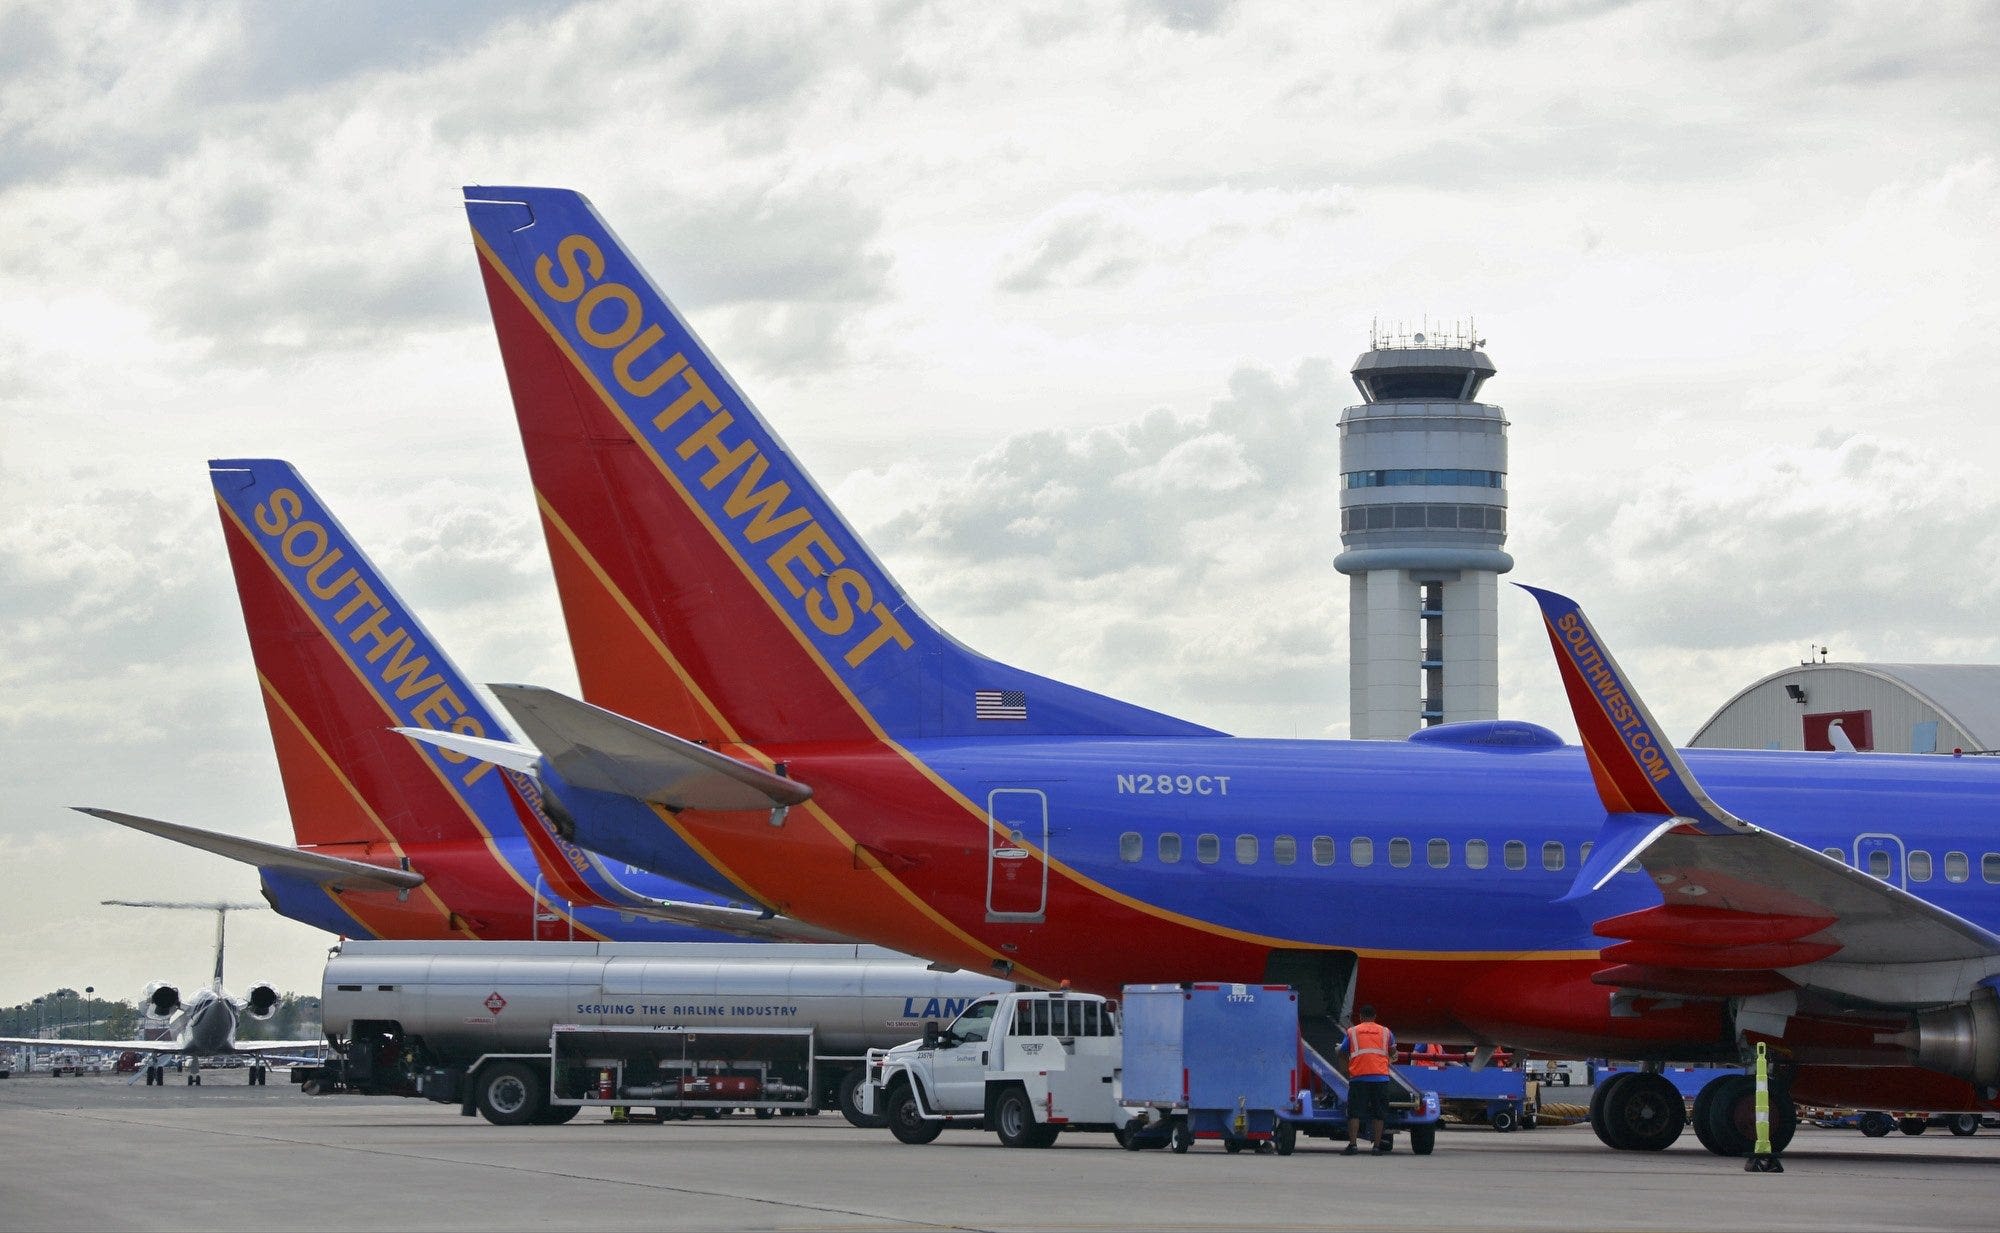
top-left (1689, 660), bottom-right (2000, 756)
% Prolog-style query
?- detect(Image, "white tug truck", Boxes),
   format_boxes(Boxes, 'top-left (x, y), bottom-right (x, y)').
top-left (859, 989), bottom-right (1131, 1147)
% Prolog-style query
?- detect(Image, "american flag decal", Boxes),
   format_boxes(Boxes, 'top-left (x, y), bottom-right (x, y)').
top-left (975, 689), bottom-right (1028, 721)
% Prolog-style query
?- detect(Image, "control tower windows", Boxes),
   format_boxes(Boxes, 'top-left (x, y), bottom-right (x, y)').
top-left (1342, 469), bottom-right (1504, 489)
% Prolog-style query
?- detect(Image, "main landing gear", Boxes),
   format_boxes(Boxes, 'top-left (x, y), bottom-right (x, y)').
top-left (1588, 1070), bottom-right (1797, 1156)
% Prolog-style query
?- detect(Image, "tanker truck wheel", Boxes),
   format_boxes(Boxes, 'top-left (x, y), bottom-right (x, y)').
top-left (837, 1069), bottom-right (889, 1129)
top-left (533, 1103), bottom-right (580, 1125)
top-left (476, 1062), bottom-right (547, 1126)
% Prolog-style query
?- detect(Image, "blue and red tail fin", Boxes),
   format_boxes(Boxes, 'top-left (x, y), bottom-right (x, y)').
top-left (214, 459), bottom-right (584, 938)
top-left (1519, 584), bottom-right (1753, 901)
top-left (463, 186), bottom-right (1217, 745)
top-left (1518, 584), bottom-right (1739, 832)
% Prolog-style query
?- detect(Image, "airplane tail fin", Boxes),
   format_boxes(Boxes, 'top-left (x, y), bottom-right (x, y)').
top-left (213, 459), bottom-right (521, 853)
top-left (463, 186), bottom-right (1217, 746)
top-left (1518, 584), bottom-right (1755, 901)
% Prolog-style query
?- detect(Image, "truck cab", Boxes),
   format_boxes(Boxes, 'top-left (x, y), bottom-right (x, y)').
top-left (859, 990), bottom-right (1129, 1147)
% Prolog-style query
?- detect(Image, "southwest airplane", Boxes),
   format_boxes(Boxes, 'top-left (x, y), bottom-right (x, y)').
top-left (439, 185), bottom-right (2000, 1155)
top-left (78, 459), bottom-right (833, 944)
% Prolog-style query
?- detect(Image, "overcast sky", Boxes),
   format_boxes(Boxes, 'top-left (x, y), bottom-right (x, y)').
top-left (3, 0), bottom-right (1995, 1007)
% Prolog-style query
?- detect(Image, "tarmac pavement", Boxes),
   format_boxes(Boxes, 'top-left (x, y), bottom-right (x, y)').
top-left (1, 1071), bottom-right (1994, 1232)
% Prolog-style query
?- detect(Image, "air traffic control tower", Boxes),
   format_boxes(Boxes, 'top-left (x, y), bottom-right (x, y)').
top-left (1335, 323), bottom-right (1511, 739)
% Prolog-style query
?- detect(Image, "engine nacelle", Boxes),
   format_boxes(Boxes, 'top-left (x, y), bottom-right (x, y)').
top-left (143, 982), bottom-right (181, 1019)
top-left (1912, 987), bottom-right (2000, 1087)
top-left (243, 983), bottom-right (281, 1021)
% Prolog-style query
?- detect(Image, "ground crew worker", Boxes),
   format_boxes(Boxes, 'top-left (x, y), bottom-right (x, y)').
top-left (1336, 1004), bottom-right (1397, 1155)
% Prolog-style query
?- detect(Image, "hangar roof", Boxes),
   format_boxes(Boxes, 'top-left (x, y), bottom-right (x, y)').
top-left (1693, 663), bottom-right (2000, 751)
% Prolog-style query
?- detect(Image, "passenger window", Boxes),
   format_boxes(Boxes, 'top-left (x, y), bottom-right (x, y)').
top-left (1821, 847), bottom-right (1844, 864)
top-left (1312, 836), bottom-right (1336, 866)
top-left (1119, 832), bottom-right (1142, 862)
top-left (1388, 838), bottom-right (1411, 868)
top-left (1428, 838), bottom-right (1450, 868)
top-left (1236, 835), bottom-right (1258, 865)
top-left (1274, 835), bottom-right (1297, 866)
top-left (1503, 840), bottom-right (1526, 871)
top-left (1158, 833), bottom-right (1182, 864)
top-left (1945, 851), bottom-right (1969, 883)
top-left (1197, 834), bottom-right (1220, 864)
top-left (1580, 841), bottom-right (1593, 864)
top-left (1541, 841), bottom-right (1564, 872)
top-left (1867, 850), bottom-right (1890, 879)
top-left (1351, 837), bottom-right (1374, 867)
top-left (1908, 851), bottom-right (1933, 882)
top-left (1465, 839), bottom-right (1488, 870)
top-left (1985, 853), bottom-right (2000, 884)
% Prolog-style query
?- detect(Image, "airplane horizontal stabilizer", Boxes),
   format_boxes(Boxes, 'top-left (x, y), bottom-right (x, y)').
top-left (390, 728), bottom-right (543, 774)
top-left (486, 685), bottom-right (813, 813)
top-left (74, 808), bottom-right (425, 894)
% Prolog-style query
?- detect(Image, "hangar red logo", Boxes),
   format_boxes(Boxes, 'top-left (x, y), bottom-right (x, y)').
top-left (484, 991), bottom-right (507, 1016)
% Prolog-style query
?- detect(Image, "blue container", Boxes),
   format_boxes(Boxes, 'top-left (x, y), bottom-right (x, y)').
top-left (1121, 983), bottom-right (1300, 1111)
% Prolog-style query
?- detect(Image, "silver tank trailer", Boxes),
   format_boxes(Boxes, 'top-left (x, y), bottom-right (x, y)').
top-left (322, 940), bottom-right (1009, 1057)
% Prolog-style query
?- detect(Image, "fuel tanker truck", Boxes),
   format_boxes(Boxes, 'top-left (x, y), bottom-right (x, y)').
top-left (299, 941), bottom-right (1009, 1126)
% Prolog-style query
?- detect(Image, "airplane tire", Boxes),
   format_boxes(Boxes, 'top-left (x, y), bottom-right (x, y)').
top-left (1600, 1073), bottom-right (1684, 1151)
top-left (1696, 1075), bottom-right (1795, 1156)
top-left (475, 1062), bottom-right (546, 1126)
top-left (1588, 1073), bottom-right (1636, 1149)
top-left (886, 1083), bottom-right (943, 1145)
top-left (1899, 1118), bottom-right (1927, 1136)
top-left (1691, 1079), bottom-right (1727, 1154)
top-left (838, 1069), bottom-right (888, 1129)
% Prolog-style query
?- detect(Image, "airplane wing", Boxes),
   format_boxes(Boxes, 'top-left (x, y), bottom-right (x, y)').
top-left (73, 808), bottom-right (426, 894)
top-left (0, 1035), bottom-right (324, 1060)
top-left (398, 685), bottom-right (813, 815)
top-left (1522, 585), bottom-right (2000, 1009)
top-left (1, 1035), bottom-right (166, 1052)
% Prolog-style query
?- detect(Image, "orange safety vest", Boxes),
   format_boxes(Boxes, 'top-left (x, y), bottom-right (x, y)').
top-left (1346, 1022), bottom-right (1393, 1078)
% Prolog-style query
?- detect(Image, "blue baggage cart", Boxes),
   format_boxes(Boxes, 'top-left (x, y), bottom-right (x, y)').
top-left (1121, 983), bottom-right (1302, 1153)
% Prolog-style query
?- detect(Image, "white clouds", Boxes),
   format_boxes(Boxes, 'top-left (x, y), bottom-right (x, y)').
top-left (2, 0), bottom-right (1997, 1002)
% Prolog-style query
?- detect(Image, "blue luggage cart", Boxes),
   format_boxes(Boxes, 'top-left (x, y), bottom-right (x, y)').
top-left (1121, 983), bottom-right (1303, 1154)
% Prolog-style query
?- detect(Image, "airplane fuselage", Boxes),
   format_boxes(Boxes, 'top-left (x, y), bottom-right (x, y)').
top-left (577, 728), bottom-right (2000, 1054)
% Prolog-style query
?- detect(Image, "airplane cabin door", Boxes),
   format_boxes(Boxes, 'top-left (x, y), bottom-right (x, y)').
top-left (1853, 833), bottom-right (1906, 888)
top-left (985, 789), bottom-right (1048, 923)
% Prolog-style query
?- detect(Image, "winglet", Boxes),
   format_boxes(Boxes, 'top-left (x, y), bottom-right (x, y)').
top-left (1518, 585), bottom-right (1743, 837)
top-left (1557, 812), bottom-right (1679, 903)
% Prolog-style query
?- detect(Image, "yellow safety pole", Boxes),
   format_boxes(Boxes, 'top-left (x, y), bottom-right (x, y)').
top-left (1744, 1042), bottom-right (1783, 1173)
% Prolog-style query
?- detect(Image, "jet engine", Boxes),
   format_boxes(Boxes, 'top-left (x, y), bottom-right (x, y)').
top-left (243, 983), bottom-right (281, 1020)
top-left (1911, 987), bottom-right (2000, 1088)
top-left (143, 982), bottom-right (181, 1019)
